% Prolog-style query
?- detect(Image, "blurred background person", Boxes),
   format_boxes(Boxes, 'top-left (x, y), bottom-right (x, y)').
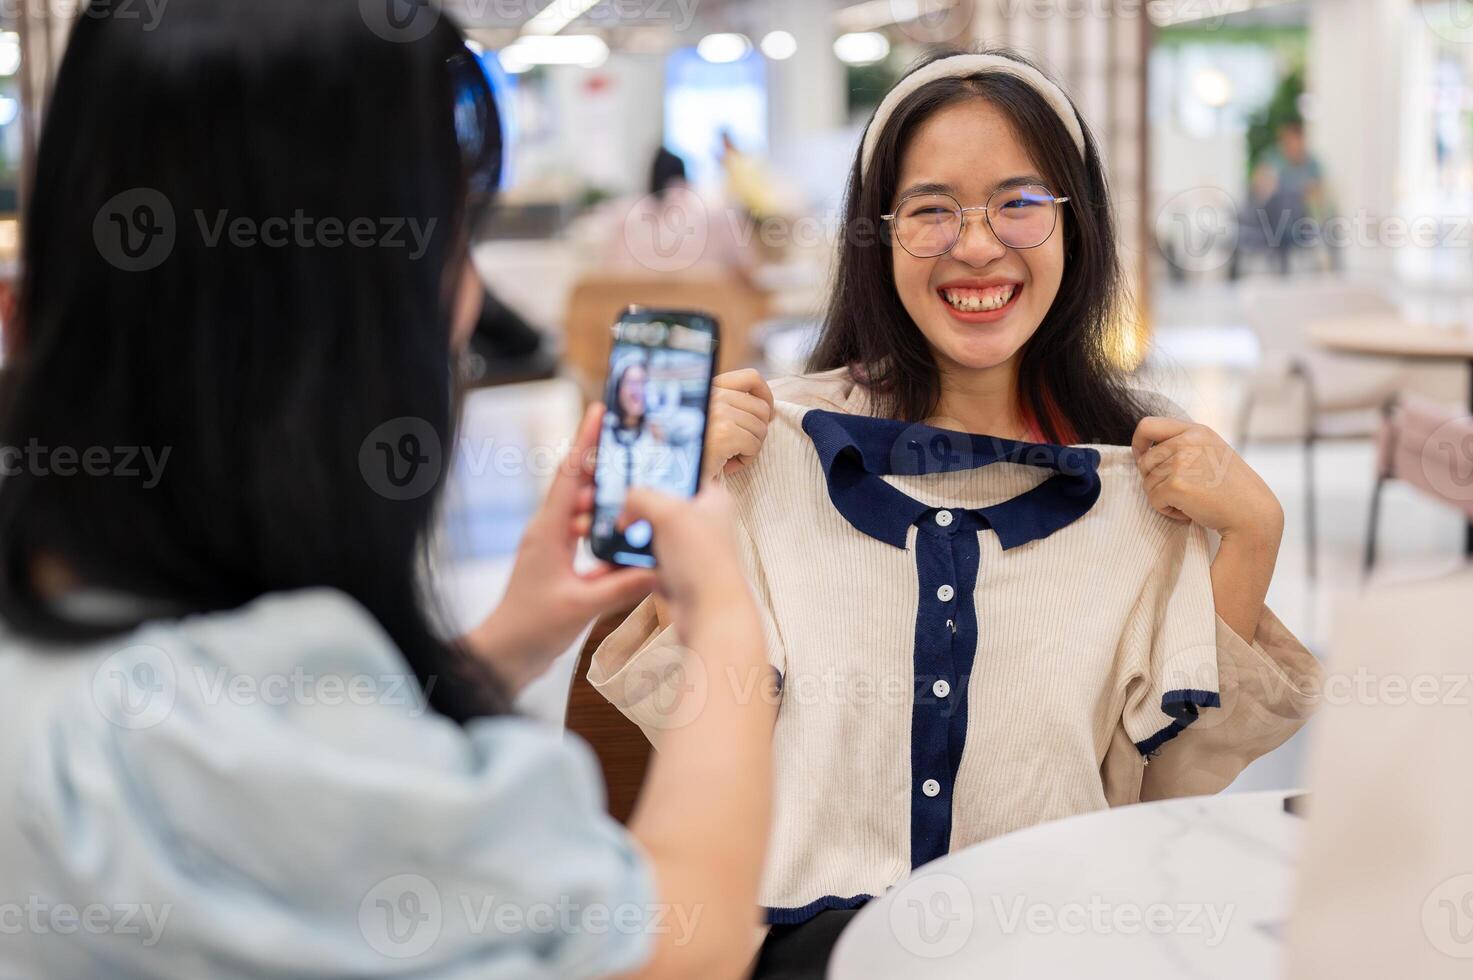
top-left (718, 129), bottom-right (799, 267)
top-left (718, 131), bottom-right (774, 221)
top-left (596, 144), bottom-right (756, 281)
top-left (1230, 117), bottom-right (1338, 278)
top-left (460, 284), bottom-right (559, 386)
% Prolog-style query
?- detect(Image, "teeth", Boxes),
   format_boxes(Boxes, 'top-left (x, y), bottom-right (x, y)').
top-left (942, 285), bottom-right (1016, 312)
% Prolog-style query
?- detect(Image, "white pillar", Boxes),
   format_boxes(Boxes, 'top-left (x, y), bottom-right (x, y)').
top-left (763, 0), bottom-right (845, 155)
top-left (549, 54), bottom-right (667, 197)
top-left (1307, 0), bottom-right (1409, 276)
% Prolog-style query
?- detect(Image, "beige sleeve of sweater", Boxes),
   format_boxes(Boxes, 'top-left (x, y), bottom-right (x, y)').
top-left (1137, 606), bottom-right (1322, 799)
top-left (587, 515), bottom-right (785, 748)
top-left (1101, 522), bottom-right (1324, 803)
top-left (1101, 393), bottom-right (1323, 802)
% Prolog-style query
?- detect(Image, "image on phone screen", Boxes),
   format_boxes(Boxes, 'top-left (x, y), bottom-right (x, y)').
top-left (590, 308), bottom-right (718, 568)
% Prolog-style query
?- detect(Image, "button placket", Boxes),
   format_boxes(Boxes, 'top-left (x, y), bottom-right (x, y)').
top-left (908, 509), bottom-right (974, 870)
top-left (922, 521), bottom-right (958, 830)
top-left (935, 522), bottom-right (957, 722)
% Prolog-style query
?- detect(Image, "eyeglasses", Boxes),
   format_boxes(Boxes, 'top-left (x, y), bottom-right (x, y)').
top-left (882, 185), bottom-right (1069, 257)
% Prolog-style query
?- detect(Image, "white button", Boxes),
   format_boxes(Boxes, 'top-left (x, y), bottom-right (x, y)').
top-left (935, 510), bottom-right (954, 527)
top-left (936, 584), bottom-right (955, 602)
top-left (921, 779), bottom-right (941, 797)
top-left (932, 679), bottom-right (951, 698)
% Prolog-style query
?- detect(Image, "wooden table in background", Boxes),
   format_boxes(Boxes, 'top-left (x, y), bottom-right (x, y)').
top-left (1307, 312), bottom-right (1473, 410)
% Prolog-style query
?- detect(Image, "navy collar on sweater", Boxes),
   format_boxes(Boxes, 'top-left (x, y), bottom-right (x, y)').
top-left (800, 409), bottom-right (1102, 550)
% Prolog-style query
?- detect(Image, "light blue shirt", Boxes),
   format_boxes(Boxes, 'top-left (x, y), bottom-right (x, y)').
top-left (0, 589), bottom-right (655, 978)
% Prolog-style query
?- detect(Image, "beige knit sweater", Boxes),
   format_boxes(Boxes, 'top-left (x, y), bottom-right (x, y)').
top-left (590, 367), bottom-right (1322, 921)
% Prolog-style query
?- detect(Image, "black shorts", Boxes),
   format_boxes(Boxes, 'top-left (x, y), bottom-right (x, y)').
top-left (750, 909), bottom-right (860, 980)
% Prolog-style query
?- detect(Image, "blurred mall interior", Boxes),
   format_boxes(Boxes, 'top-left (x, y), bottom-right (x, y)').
top-left (0, 3), bottom-right (1471, 977)
top-left (5, 0), bottom-right (1471, 793)
top-left (444, 0), bottom-right (1473, 794)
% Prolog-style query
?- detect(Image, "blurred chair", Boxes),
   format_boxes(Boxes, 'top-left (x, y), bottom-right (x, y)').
top-left (1227, 202), bottom-right (1340, 281)
top-left (1364, 393), bottom-right (1473, 575)
top-left (563, 604), bottom-right (652, 824)
top-left (562, 272), bottom-right (771, 401)
top-left (1235, 276), bottom-right (1466, 578)
top-left (458, 286), bottom-right (558, 389)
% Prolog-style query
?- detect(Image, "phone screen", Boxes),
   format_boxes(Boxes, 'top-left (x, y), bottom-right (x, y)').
top-left (590, 308), bottom-right (719, 568)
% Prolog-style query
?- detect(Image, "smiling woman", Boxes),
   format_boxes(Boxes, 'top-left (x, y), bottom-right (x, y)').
top-left (883, 98), bottom-right (1069, 421)
top-left (591, 47), bottom-right (1322, 980)
top-left (816, 48), bottom-right (1133, 443)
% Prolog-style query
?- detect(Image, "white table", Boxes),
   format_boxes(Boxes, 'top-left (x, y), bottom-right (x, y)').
top-left (828, 791), bottom-right (1302, 980)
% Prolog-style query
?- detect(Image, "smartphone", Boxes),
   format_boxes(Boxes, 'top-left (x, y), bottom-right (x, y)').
top-left (590, 307), bottom-right (720, 568)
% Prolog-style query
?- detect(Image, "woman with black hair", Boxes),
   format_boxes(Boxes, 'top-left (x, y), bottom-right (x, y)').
top-left (650, 147), bottom-right (688, 201)
top-left (606, 359), bottom-right (651, 494)
top-left (592, 49), bottom-right (1324, 976)
top-left (0, 2), bottom-right (773, 978)
top-left (595, 355), bottom-right (704, 511)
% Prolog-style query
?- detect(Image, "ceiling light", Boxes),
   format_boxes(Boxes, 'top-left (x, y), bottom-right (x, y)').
top-left (1192, 68), bottom-right (1233, 108)
top-left (521, 0), bottom-right (601, 36)
top-left (833, 31), bottom-right (889, 66)
top-left (0, 33), bottom-right (19, 77)
top-left (697, 33), bottom-right (751, 64)
top-left (760, 30), bottom-right (797, 60)
top-left (499, 34), bottom-right (609, 70)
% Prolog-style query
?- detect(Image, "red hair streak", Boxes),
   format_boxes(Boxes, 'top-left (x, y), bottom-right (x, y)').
top-left (1023, 383), bottom-right (1079, 445)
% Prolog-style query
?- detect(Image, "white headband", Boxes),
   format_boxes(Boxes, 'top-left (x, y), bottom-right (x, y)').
top-left (859, 54), bottom-right (1087, 180)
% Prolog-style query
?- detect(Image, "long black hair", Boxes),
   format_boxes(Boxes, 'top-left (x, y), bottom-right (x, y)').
top-left (810, 48), bottom-right (1147, 445)
top-left (0, 0), bottom-right (510, 721)
top-left (610, 359), bottom-right (650, 431)
top-left (648, 147), bottom-right (687, 201)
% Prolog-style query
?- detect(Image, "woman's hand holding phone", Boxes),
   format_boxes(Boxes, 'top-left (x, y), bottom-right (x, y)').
top-left (615, 484), bottom-right (760, 648)
top-left (467, 402), bottom-right (760, 693)
top-left (465, 403), bottom-right (658, 693)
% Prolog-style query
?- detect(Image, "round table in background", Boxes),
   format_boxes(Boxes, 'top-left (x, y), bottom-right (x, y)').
top-left (828, 791), bottom-right (1302, 980)
top-left (1306, 312), bottom-right (1473, 411)
top-left (1307, 313), bottom-right (1473, 553)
